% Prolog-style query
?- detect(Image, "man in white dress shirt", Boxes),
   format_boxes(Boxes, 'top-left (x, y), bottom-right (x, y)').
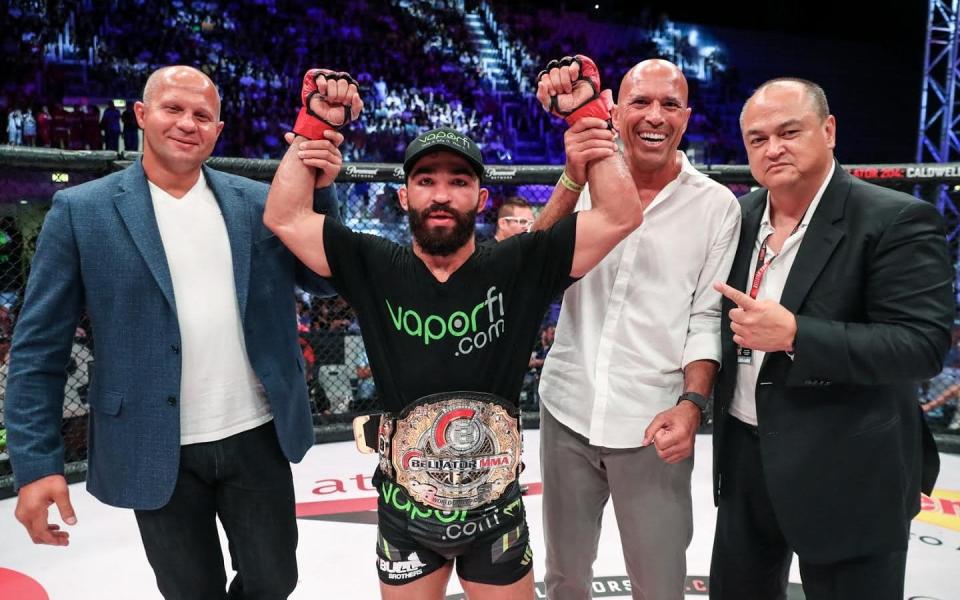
top-left (533, 58), bottom-right (741, 599)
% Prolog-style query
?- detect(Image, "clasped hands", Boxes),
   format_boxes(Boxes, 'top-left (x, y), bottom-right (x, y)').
top-left (535, 55), bottom-right (617, 187)
top-left (288, 68), bottom-right (364, 188)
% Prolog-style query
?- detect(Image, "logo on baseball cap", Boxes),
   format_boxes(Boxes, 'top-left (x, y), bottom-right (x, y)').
top-left (403, 128), bottom-right (484, 182)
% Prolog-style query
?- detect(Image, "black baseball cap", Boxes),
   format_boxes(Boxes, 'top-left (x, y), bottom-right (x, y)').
top-left (403, 128), bottom-right (485, 182)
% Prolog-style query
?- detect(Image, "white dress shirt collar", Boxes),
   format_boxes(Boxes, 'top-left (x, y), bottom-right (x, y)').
top-left (759, 161), bottom-right (836, 236)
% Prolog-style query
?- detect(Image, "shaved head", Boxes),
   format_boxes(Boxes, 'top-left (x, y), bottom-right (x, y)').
top-left (619, 59), bottom-right (689, 106)
top-left (142, 66), bottom-right (221, 119)
top-left (135, 65), bottom-right (224, 182)
top-left (612, 58), bottom-right (691, 178)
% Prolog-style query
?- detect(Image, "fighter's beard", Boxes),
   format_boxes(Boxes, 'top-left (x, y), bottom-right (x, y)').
top-left (408, 203), bottom-right (477, 257)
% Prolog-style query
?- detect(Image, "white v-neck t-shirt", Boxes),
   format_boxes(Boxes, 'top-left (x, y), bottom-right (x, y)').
top-left (149, 174), bottom-right (271, 445)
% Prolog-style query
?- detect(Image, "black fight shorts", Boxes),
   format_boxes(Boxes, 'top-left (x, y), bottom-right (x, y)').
top-left (374, 476), bottom-right (532, 586)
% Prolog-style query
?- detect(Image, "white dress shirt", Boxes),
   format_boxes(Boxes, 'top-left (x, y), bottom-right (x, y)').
top-left (539, 152), bottom-right (742, 447)
top-left (729, 162), bottom-right (835, 425)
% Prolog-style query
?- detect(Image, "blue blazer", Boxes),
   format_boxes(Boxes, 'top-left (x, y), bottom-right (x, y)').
top-left (6, 160), bottom-right (337, 509)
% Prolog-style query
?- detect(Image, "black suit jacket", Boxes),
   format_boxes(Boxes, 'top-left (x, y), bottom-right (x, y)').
top-left (713, 164), bottom-right (953, 563)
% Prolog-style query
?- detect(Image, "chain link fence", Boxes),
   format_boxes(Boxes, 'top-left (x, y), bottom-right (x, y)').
top-left (1, 148), bottom-right (959, 493)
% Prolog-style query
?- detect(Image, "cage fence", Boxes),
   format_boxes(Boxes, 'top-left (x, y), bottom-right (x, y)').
top-left (1, 147), bottom-right (959, 494)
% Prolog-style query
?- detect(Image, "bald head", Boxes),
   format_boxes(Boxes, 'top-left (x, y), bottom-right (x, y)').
top-left (618, 59), bottom-right (688, 106)
top-left (143, 66), bottom-right (221, 119)
top-left (135, 65), bottom-right (225, 182)
top-left (612, 58), bottom-right (691, 176)
top-left (740, 78), bottom-right (828, 129)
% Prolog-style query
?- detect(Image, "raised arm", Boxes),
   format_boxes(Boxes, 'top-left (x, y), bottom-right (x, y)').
top-left (296, 182), bottom-right (342, 296)
top-left (570, 145), bottom-right (643, 277)
top-left (532, 55), bottom-right (643, 277)
top-left (264, 69), bottom-right (362, 277)
top-left (265, 135), bottom-right (333, 276)
top-left (531, 117), bottom-right (616, 232)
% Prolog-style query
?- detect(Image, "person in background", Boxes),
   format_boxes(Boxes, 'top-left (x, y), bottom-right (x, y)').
top-left (101, 103), bottom-right (123, 151)
top-left (122, 100), bottom-right (139, 152)
top-left (36, 106), bottom-right (52, 148)
top-left (22, 110), bottom-right (37, 147)
top-left (492, 196), bottom-right (535, 242)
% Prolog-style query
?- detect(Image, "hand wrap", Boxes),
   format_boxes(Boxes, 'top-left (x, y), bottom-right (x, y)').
top-left (293, 69), bottom-right (360, 139)
top-left (537, 55), bottom-right (610, 126)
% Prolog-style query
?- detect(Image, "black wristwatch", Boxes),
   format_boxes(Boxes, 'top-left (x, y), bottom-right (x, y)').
top-left (677, 391), bottom-right (708, 420)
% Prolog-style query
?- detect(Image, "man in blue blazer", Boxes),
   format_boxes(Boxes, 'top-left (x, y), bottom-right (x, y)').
top-left (6, 66), bottom-right (346, 598)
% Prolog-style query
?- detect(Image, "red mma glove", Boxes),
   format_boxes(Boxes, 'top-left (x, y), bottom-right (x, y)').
top-left (536, 55), bottom-right (611, 126)
top-left (293, 68), bottom-right (361, 140)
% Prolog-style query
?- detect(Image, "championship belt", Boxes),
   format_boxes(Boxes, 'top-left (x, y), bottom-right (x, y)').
top-left (386, 391), bottom-right (522, 511)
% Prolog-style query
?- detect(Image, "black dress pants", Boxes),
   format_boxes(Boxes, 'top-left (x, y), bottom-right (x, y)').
top-left (710, 416), bottom-right (907, 600)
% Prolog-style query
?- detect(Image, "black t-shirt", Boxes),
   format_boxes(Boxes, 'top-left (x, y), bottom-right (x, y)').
top-left (323, 214), bottom-right (578, 414)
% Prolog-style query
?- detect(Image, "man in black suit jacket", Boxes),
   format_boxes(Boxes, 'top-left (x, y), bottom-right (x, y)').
top-left (710, 78), bottom-right (954, 600)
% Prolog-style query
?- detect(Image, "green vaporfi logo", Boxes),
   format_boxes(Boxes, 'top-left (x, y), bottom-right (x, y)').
top-left (385, 286), bottom-right (505, 356)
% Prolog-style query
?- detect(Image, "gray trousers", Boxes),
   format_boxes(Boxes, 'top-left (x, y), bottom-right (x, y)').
top-left (540, 406), bottom-right (693, 600)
